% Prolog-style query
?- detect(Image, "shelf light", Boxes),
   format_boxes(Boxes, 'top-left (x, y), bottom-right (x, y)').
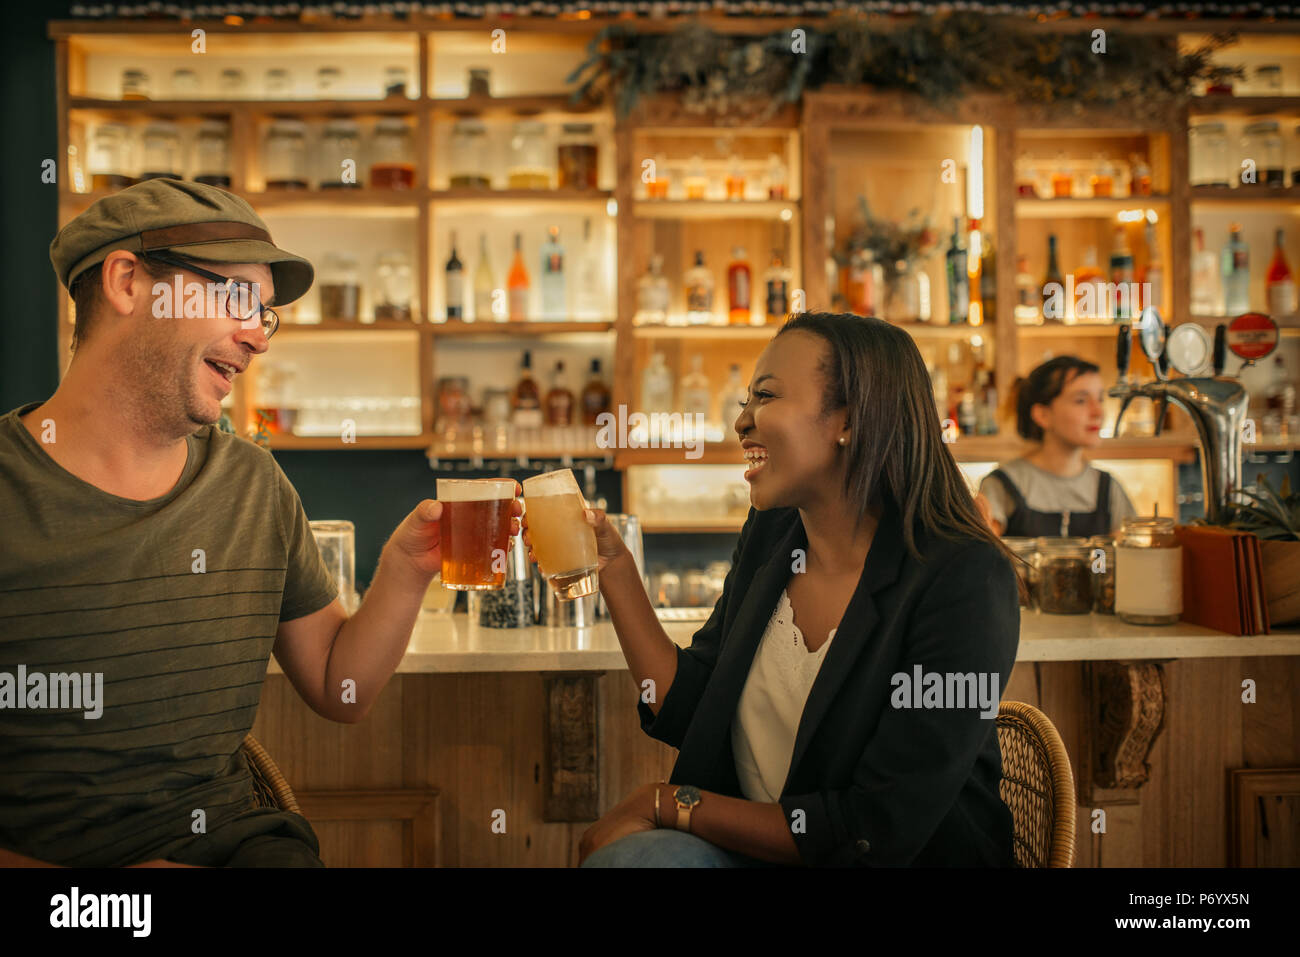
top-left (606, 197), bottom-right (618, 217)
top-left (967, 125), bottom-right (984, 222)
top-left (1117, 208), bottom-right (1146, 223)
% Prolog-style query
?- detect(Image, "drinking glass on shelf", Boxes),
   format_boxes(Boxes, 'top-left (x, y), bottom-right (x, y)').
top-left (219, 68), bottom-right (247, 97)
top-left (170, 68), bottom-right (199, 98)
top-left (264, 68), bottom-right (292, 98)
top-left (437, 478), bottom-right (517, 591)
top-left (522, 468), bottom-right (600, 600)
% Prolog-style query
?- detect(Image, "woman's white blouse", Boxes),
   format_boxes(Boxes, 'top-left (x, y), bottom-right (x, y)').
top-left (732, 588), bottom-right (838, 803)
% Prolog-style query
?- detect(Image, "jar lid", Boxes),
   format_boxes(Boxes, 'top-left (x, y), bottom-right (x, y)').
top-left (269, 117), bottom-right (308, 133)
top-left (143, 120), bottom-right (180, 134)
top-left (513, 119), bottom-right (546, 133)
top-left (453, 119), bottom-right (487, 134)
top-left (376, 117), bottom-right (410, 132)
top-left (1193, 121), bottom-right (1226, 133)
top-left (95, 122), bottom-right (130, 135)
top-left (199, 118), bottom-right (230, 133)
top-left (561, 122), bottom-right (596, 134)
top-left (1244, 120), bottom-right (1281, 134)
top-left (1256, 64), bottom-right (1283, 73)
top-left (1122, 516), bottom-right (1174, 530)
top-left (324, 117), bottom-right (361, 132)
top-left (1035, 535), bottom-right (1090, 552)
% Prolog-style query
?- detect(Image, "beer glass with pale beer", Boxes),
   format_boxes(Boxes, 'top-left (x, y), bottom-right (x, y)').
top-left (437, 478), bottom-right (516, 590)
top-left (522, 469), bottom-right (599, 599)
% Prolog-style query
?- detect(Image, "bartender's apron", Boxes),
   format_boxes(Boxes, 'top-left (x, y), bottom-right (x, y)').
top-left (988, 467), bottom-right (1113, 538)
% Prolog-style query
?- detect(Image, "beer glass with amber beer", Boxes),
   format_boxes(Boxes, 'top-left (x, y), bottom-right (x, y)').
top-left (437, 478), bottom-right (516, 590)
top-left (522, 469), bottom-right (599, 599)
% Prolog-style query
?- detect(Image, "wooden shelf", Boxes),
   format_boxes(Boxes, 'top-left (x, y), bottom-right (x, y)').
top-left (640, 520), bottom-right (747, 534)
top-left (1016, 197), bottom-right (1171, 218)
top-left (426, 448), bottom-right (615, 461)
top-left (944, 434), bottom-right (1201, 464)
top-left (632, 199), bottom-right (799, 220)
top-left (68, 97), bottom-right (419, 115)
top-left (632, 324), bottom-right (779, 339)
top-left (1190, 186), bottom-right (1300, 207)
top-left (1186, 314), bottom-right (1300, 334)
top-left (60, 187), bottom-right (424, 215)
top-left (893, 322), bottom-right (998, 339)
top-left (429, 187), bottom-right (613, 203)
top-left (430, 94), bottom-right (603, 117)
top-left (276, 319), bottom-right (423, 333)
top-left (430, 321), bottom-right (614, 336)
top-left (1016, 323), bottom-right (1126, 337)
top-left (1189, 96), bottom-right (1300, 116)
top-left (615, 444), bottom-right (745, 468)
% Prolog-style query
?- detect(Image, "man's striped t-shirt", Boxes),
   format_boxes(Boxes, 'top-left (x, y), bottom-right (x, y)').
top-left (0, 402), bottom-right (338, 866)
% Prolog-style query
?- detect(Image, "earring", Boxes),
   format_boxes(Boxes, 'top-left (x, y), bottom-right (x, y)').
top-left (838, 437), bottom-right (848, 446)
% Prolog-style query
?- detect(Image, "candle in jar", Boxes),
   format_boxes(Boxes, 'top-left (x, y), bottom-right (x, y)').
top-left (1114, 544), bottom-right (1182, 622)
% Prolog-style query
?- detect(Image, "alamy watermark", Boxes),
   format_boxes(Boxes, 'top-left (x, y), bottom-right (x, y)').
top-left (595, 405), bottom-right (707, 460)
top-left (890, 665), bottom-right (1000, 719)
top-left (1, 665), bottom-right (104, 719)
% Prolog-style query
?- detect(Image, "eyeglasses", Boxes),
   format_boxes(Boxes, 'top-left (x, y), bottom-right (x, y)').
top-left (143, 251), bottom-right (280, 339)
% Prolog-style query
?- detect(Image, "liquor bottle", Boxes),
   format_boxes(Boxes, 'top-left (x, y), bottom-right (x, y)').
top-left (1014, 254), bottom-right (1040, 325)
top-left (684, 155), bottom-right (707, 201)
top-left (1130, 153), bottom-right (1153, 196)
top-left (636, 255), bottom-right (670, 325)
top-left (1222, 223), bottom-right (1250, 315)
top-left (507, 232), bottom-right (529, 321)
top-left (719, 363), bottom-right (747, 425)
top-left (640, 351), bottom-right (674, 412)
top-left (573, 217), bottom-right (604, 320)
top-left (1191, 227), bottom-right (1219, 315)
top-left (1264, 354), bottom-right (1296, 437)
top-left (1074, 245), bottom-right (1105, 323)
top-left (978, 224), bottom-right (996, 323)
top-left (725, 155), bottom-right (745, 200)
top-left (544, 359), bottom-right (575, 426)
top-left (681, 355), bottom-right (713, 426)
top-left (444, 230), bottom-right (464, 320)
top-left (1266, 228), bottom-right (1297, 315)
top-left (1041, 234), bottom-right (1063, 322)
top-left (685, 251), bottom-right (715, 325)
top-left (945, 217), bottom-right (969, 324)
top-left (1109, 227), bottom-right (1135, 321)
top-left (474, 233), bottom-right (496, 321)
top-left (980, 371), bottom-right (999, 435)
top-left (1140, 221), bottom-right (1163, 312)
top-left (511, 350), bottom-right (543, 428)
top-left (765, 250), bottom-right (791, 323)
top-left (727, 247), bottom-right (752, 325)
top-left (539, 225), bottom-right (565, 320)
top-left (766, 153), bottom-right (788, 200)
top-left (580, 358), bottom-right (612, 425)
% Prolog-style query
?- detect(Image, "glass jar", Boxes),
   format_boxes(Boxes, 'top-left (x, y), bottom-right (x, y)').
top-left (319, 252), bottom-right (361, 321)
top-left (449, 119), bottom-right (490, 188)
top-left (1114, 517), bottom-right (1182, 625)
top-left (383, 66), bottom-right (409, 98)
top-left (1003, 537), bottom-right (1038, 610)
top-left (193, 119), bottom-right (231, 188)
top-left (508, 120), bottom-right (551, 189)
top-left (219, 68), bottom-right (247, 97)
top-left (1088, 534), bottom-right (1116, 615)
top-left (370, 117), bottom-right (416, 189)
top-left (1242, 120), bottom-right (1285, 188)
top-left (1255, 64), bottom-right (1283, 93)
top-left (557, 122), bottom-right (598, 189)
top-left (139, 122), bottom-right (181, 180)
top-left (1190, 122), bottom-right (1230, 188)
top-left (120, 69), bottom-right (151, 100)
top-left (374, 250), bottom-right (413, 322)
top-left (468, 67), bottom-right (491, 97)
top-left (316, 66), bottom-right (342, 96)
top-left (1034, 537), bottom-right (1093, 614)
top-left (264, 118), bottom-right (309, 189)
top-left (89, 123), bottom-right (134, 191)
top-left (170, 68), bottom-right (199, 98)
top-left (319, 117), bottom-right (362, 189)
top-left (436, 376), bottom-right (472, 435)
top-left (264, 68), bottom-right (291, 98)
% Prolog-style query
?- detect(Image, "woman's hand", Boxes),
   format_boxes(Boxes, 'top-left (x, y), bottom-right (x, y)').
top-left (577, 782), bottom-right (661, 866)
top-left (521, 505), bottom-right (628, 574)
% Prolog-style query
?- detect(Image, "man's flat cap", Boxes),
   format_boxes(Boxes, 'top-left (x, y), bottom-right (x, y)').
top-left (50, 179), bottom-right (314, 305)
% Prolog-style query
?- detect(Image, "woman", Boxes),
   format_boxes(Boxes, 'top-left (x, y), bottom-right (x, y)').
top-left (974, 355), bottom-right (1137, 538)
top-left (524, 312), bottom-right (1023, 867)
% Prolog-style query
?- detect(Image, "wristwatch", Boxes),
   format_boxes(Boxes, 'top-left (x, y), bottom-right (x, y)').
top-left (671, 785), bottom-right (702, 833)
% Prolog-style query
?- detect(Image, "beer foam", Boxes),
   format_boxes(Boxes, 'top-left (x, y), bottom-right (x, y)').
top-left (437, 478), bottom-right (517, 502)
top-left (522, 468), bottom-right (582, 498)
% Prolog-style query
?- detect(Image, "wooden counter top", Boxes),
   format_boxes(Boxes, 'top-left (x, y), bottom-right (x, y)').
top-left (264, 610), bottom-right (1300, 675)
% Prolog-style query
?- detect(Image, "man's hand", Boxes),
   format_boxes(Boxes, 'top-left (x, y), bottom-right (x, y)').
top-left (385, 485), bottom-right (524, 579)
top-left (577, 782), bottom-right (661, 866)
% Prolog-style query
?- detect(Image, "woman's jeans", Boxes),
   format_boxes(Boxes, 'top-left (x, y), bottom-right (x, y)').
top-left (581, 828), bottom-right (779, 867)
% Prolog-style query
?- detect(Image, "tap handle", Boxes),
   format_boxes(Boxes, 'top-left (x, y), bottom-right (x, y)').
top-left (1157, 351), bottom-right (1170, 379)
top-left (1213, 324), bottom-right (1227, 376)
top-left (1116, 323), bottom-right (1131, 378)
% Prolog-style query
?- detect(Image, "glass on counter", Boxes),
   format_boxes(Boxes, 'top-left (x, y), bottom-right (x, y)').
top-left (264, 118), bottom-right (309, 189)
top-left (557, 123), bottom-right (598, 189)
top-left (449, 119), bottom-right (490, 188)
top-left (139, 122), bottom-right (181, 180)
top-left (1003, 537), bottom-right (1037, 609)
top-left (89, 123), bottom-right (134, 191)
top-left (194, 119), bottom-right (231, 188)
top-left (1242, 120), bottom-right (1285, 188)
top-left (373, 250), bottom-right (413, 321)
top-left (120, 69), bottom-right (151, 100)
top-left (522, 468), bottom-right (599, 600)
top-left (319, 117), bottom-right (362, 189)
top-left (508, 120), bottom-right (551, 189)
top-left (319, 252), bottom-right (361, 320)
top-left (1190, 122), bottom-right (1230, 188)
top-left (422, 575), bottom-right (457, 615)
top-left (309, 520), bottom-right (360, 615)
top-left (436, 478), bottom-right (516, 591)
top-left (1114, 517), bottom-right (1182, 625)
top-left (370, 118), bottom-right (416, 189)
top-left (1034, 537), bottom-right (1093, 614)
top-left (1088, 534), bottom-right (1115, 615)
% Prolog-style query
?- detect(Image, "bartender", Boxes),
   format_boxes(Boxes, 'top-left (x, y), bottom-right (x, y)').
top-left (975, 355), bottom-right (1137, 538)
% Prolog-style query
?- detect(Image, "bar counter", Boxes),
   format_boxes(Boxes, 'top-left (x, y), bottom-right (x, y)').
top-left (265, 611), bottom-right (1300, 675)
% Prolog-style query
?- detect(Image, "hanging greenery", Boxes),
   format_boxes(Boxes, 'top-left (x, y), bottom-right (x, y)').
top-left (568, 14), bottom-right (1241, 121)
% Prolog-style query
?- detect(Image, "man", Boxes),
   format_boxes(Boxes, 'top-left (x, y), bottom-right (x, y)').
top-left (0, 179), bottom-right (519, 867)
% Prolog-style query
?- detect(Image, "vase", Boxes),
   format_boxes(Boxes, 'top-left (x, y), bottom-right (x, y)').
top-left (1259, 539), bottom-right (1300, 626)
top-left (884, 261), bottom-right (923, 323)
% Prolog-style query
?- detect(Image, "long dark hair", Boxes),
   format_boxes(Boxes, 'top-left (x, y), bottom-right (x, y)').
top-left (775, 312), bottom-right (1027, 592)
top-left (1013, 355), bottom-right (1101, 441)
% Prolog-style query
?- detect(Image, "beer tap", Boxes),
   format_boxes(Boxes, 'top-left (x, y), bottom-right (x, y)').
top-left (1108, 308), bottom-right (1250, 525)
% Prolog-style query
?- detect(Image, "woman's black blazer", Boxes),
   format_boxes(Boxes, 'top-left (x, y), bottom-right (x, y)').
top-left (637, 500), bottom-right (1021, 866)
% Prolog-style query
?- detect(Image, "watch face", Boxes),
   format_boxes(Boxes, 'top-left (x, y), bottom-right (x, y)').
top-left (676, 785), bottom-right (702, 808)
